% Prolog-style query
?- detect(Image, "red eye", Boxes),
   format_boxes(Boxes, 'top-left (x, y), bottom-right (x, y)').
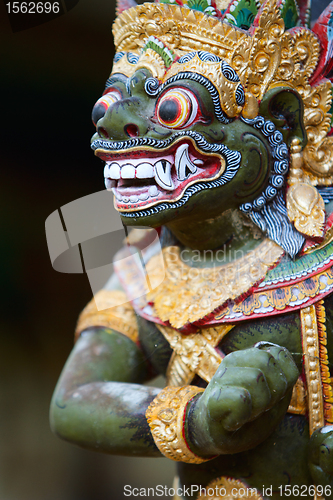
top-left (156, 89), bottom-right (199, 129)
top-left (91, 89), bottom-right (121, 126)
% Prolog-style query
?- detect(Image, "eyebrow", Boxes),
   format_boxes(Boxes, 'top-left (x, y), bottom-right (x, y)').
top-left (145, 71), bottom-right (232, 125)
top-left (105, 73), bottom-right (129, 90)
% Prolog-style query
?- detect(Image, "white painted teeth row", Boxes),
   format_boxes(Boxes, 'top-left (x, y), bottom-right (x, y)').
top-left (104, 144), bottom-right (203, 192)
top-left (109, 185), bottom-right (159, 204)
top-left (104, 162), bottom-right (154, 180)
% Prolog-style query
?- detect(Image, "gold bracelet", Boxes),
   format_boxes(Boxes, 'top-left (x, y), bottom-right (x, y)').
top-left (75, 289), bottom-right (138, 343)
top-left (146, 385), bottom-right (211, 464)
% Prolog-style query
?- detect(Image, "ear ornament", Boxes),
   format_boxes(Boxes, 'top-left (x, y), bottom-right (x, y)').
top-left (287, 138), bottom-right (325, 238)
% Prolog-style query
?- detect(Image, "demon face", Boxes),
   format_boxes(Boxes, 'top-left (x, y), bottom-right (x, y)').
top-left (91, 50), bottom-right (289, 232)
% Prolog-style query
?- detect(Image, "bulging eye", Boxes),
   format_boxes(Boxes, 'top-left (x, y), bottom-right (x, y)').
top-left (156, 88), bottom-right (199, 129)
top-left (91, 89), bottom-right (121, 126)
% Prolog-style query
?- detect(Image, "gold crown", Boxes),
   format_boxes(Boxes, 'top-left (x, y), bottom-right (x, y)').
top-left (113, 0), bottom-right (318, 100)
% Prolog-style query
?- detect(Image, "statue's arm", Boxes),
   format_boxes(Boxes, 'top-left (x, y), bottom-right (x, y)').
top-left (50, 327), bottom-right (162, 457)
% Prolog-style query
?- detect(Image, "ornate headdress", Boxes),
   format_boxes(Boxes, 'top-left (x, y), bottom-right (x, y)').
top-left (111, 0), bottom-right (333, 253)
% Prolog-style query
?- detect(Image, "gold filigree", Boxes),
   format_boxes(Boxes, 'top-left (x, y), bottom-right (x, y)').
top-left (157, 324), bottom-right (234, 386)
top-left (230, 36), bottom-right (252, 85)
top-left (75, 290), bottom-right (138, 343)
top-left (287, 183), bottom-right (325, 237)
top-left (136, 48), bottom-right (167, 79)
top-left (304, 136), bottom-right (333, 186)
top-left (247, 0), bottom-right (285, 100)
top-left (198, 477), bottom-right (264, 499)
top-left (303, 224), bottom-right (333, 254)
top-left (114, 3), bottom-right (182, 52)
top-left (300, 305), bottom-right (325, 435)
top-left (288, 378), bottom-right (307, 415)
top-left (290, 29), bottom-right (320, 84)
top-left (304, 81), bottom-right (332, 145)
top-left (113, 4), bottom-right (250, 60)
top-left (269, 32), bottom-right (297, 87)
top-left (215, 0), bottom-right (231, 9)
top-left (316, 301), bottom-right (333, 424)
top-left (300, 80), bottom-right (333, 185)
top-left (146, 385), bottom-right (209, 463)
top-left (145, 240), bottom-right (283, 329)
top-left (287, 138), bottom-right (325, 237)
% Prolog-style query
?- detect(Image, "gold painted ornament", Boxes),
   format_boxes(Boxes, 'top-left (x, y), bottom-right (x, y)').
top-left (145, 240), bottom-right (283, 329)
top-left (197, 477), bottom-right (264, 499)
top-left (146, 385), bottom-right (208, 463)
top-left (287, 183), bottom-right (325, 237)
top-left (287, 138), bottom-right (326, 238)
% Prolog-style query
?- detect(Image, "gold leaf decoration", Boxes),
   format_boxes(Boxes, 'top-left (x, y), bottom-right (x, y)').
top-left (113, 3), bottom-right (250, 58)
top-left (247, 0), bottom-right (285, 99)
top-left (146, 240), bottom-right (283, 329)
top-left (302, 81), bottom-right (333, 184)
top-left (287, 183), bottom-right (325, 237)
top-left (136, 48), bottom-right (167, 79)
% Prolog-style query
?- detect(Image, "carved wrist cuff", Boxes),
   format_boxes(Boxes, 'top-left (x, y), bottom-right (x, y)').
top-left (146, 385), bottom-right (211, 464)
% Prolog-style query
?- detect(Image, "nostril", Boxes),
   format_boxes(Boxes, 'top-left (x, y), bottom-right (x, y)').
top-left (98, 127), bottom-right (109, 139)
top-left (124, 124), bottom-right (139, 138)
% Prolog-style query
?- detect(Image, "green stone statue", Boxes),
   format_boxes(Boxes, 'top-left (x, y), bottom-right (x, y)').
top-left (49, 0), bottom-right (333, 497)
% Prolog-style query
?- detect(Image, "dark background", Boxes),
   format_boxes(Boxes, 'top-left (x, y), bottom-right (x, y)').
top-left (0, 0), bottom-right (331, 498)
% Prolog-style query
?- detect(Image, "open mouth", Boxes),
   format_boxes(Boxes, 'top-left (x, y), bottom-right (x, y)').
top-left (95, 138), bottom-right (225, 212)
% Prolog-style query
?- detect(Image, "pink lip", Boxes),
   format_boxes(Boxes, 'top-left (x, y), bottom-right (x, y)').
top-left (96, 139), bottom-right (223, 212)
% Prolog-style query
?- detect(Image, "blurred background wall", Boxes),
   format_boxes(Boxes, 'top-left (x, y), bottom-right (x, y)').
top-left (0, 0), bottom-right (331, 498)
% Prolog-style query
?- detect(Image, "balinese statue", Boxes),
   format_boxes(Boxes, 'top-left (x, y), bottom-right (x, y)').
top-left (50, 0), bottom-right (333, 497)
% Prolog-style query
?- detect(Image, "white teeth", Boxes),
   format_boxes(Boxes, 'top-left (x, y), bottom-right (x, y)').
top-left (136, 163), bottom-right (154, 179)
top-left (175, 144), bottom-right (197, 181)
top-left (112, 188), bottom-right (122, 200)
top-left (149, 185), bottom-right (158, 197)
top-left (121, 164), bottom-right (135, 178)
top-left (106, 146), bottom-right (202, 202)
top-left (104, 162), bottom-right (121, 179)
top-left (104, 164), bottom-right (110, 178)
top-left (109, 163), bottom-right (120, 179)
top-left (154, 160), bottom-right (174, 191)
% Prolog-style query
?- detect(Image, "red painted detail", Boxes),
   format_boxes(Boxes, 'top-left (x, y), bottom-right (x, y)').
top-left (124, 124), bottom-right (139, 138)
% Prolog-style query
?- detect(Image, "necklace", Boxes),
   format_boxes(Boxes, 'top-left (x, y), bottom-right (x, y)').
top-left (146, 240), bottom-right (284, 328)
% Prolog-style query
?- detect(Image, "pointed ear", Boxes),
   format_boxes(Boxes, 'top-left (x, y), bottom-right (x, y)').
top-left (259, 87), bottom-right (307, 148)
